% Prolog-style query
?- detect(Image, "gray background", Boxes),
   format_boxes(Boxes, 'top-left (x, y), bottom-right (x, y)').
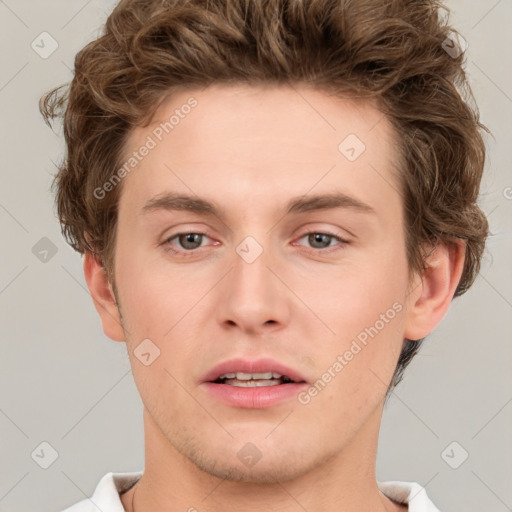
top-left (0, 1), bottom-right (511, 511)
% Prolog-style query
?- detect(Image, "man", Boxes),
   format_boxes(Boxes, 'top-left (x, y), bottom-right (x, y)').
top-left (40, 0), bottom-right (489, 510)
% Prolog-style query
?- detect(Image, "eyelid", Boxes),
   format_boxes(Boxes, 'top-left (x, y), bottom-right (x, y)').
top-left (162, 230), bottom-right (215, 255)
top-left (160, 223), bottom-right (216, 244)
top-left (296, 228), bottom-right (350, 242)
top-left (292, 229), bottom-right (350, 252)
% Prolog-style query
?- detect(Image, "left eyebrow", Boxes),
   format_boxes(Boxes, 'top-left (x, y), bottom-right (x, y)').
top-left (141, 193), bottom-right (223, 217)
top-left (140, 191), bottom-right (376, 218)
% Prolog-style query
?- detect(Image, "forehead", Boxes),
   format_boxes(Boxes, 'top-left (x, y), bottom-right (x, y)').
top-left (119, 84), bottom-right (402, 221)
top-left (132, 83), bottom-right (394, 160)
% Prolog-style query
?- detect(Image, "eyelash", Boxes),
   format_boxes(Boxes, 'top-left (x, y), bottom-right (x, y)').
top-left (162, 230), bottom-right (349, 257)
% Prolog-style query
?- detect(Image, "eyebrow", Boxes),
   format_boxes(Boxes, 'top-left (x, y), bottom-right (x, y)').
top-left (141, 191), bottom-right (376, 218)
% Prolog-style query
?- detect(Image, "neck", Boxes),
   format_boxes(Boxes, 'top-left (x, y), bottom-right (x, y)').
top-left (121, 405), bottom-right (406, 512)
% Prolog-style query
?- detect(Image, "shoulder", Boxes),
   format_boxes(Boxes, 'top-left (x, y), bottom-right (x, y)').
top-left (377, 480), bottom-right (441, 512)
top-left (58, 471), bottom-right (143, 512)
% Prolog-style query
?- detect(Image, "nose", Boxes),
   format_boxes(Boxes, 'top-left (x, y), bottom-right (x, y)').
top-left (215, 238), bottom-right (291, 335)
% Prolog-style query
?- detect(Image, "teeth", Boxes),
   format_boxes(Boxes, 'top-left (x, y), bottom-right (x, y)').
top-left (214, 371), bottom-right (296, 386)
top-left (238, 371), bottom-right (273, 380)
top-left (237, 372), bottom-right (257, 380)
top-left (218, 371), bottom-right (282, 380)
top-left (225, 379), bottom-right (281, 387)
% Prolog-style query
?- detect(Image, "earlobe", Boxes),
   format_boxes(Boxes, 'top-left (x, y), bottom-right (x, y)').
top-left (403, 239), bottom-right (466, 341)
top-left (83, 251), bottom-right (125, 342)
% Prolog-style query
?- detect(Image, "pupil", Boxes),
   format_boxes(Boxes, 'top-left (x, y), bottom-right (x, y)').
top-left (309, 233), bottom-right (330, 248)
top-left (180, 233), bottom-right (202, 249)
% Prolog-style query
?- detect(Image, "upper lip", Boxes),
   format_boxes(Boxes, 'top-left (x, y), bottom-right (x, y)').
top-left (200, 358), bottom-right (308, 384)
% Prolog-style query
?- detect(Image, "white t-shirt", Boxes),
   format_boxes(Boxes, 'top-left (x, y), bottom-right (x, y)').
top-left (60, 471), bottom-right (441, 511)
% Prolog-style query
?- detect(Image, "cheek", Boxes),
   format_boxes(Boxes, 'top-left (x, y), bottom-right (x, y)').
top-left (113, 234), bottom-right (195, 334)
top-left (316, 249), bottom-right (408, 338)
top-left (310, 251), bottom-right (408, 399)
top-left (303, 306), bottom-right (406, 426)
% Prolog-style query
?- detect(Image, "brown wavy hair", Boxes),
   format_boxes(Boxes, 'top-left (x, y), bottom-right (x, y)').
top-left (40, 0), bottom-right (490, 394)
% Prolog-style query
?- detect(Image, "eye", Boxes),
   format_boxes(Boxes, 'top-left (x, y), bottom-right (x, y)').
top-left (162, 230), bottom-right (349, 257)
top-left (295, 231), bottom-right (349, 252)
top-left (164, 232), bottom-right (212, 254)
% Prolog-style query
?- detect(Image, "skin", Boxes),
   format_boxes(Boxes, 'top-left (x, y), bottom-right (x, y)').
top-left (84, 84), bottom-right (465, 512)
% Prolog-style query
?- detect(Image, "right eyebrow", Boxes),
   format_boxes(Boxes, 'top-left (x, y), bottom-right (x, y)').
top-left (285, 192), bottom-right (377, 216)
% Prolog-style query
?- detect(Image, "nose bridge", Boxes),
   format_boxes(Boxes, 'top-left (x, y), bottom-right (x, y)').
top-left (232, 233), bottom-right (276, 301)
top-left (216, 232), bottom-right (290, 332)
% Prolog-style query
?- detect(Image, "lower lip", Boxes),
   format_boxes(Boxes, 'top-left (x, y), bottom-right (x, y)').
top-left (202, 382), bottom-right (309, 409)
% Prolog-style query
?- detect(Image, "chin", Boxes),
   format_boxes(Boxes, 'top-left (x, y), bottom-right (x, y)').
top-left (176, 437), bottom-right (329, 485)
top-left (192, 455), bottom-right (311, 484)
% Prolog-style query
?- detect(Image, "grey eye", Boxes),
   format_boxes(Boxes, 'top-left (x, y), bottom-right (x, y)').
top-left (177, 233), bottom-right (205, 250)
top-left (305, 233), bottom-right (336, 249)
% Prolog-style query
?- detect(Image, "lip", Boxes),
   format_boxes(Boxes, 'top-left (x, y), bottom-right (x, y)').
top-left (199, 357), bottom-right (309, 409)
top-left (202, 381), bottom-right (308, 409)
top-left (200, 357), bottom-right (308, 384)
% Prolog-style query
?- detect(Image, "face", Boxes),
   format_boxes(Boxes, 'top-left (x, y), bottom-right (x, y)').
top-left (109, 84), bottom-right (418, 483)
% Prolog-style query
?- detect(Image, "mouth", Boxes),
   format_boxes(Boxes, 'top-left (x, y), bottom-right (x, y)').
top-left (212, 371), bottom-right (302, 387)
top-left (200, 358), bottom-right (309, 408)
top-left (201, 358), bottom-right (308, 387)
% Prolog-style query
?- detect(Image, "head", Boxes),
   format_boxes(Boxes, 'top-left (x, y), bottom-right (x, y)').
top-left (40, 0), bottom-right (489, 483)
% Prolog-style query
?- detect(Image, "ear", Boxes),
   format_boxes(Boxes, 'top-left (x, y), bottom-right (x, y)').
top-left (83, 251), bottom-right (125, 342)
top-left (403, 238), bottom-right (466, 341)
